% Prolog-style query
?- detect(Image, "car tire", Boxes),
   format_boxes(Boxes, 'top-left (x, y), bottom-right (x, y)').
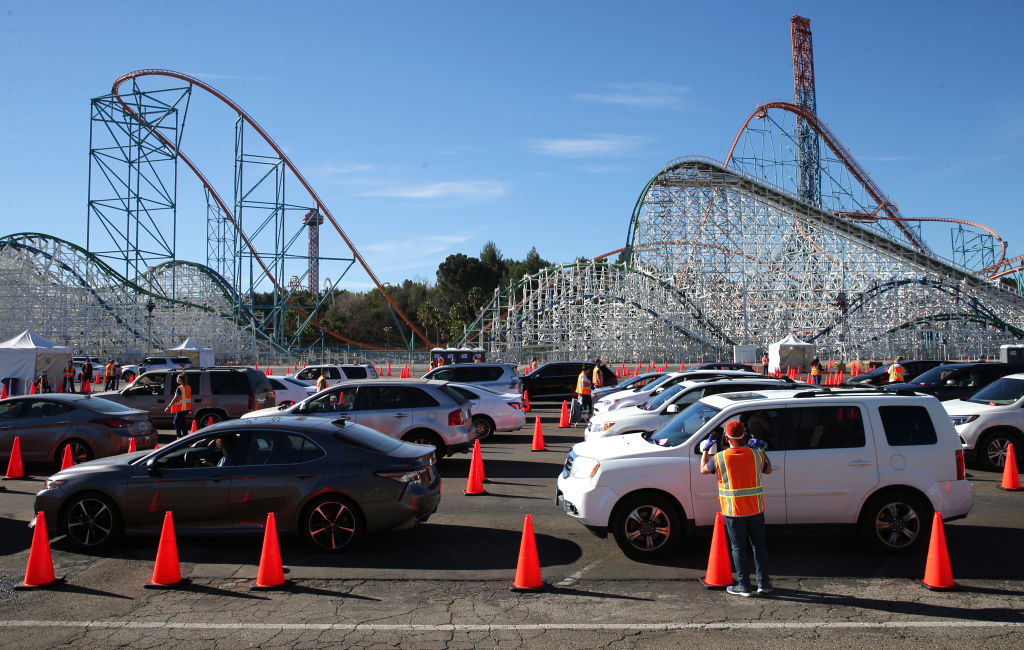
top-left (858, 490), bottom-right (931, 554)
top-left (976, 429), bottom-right (1023, 472)
top-left (60, 492), bottom-right (123, 550)
top-left (196, 411), bottom-right (226, 427)
top-left (402, 430), bottom-right (446, 456)
top-left (122, 371), bottom-right (136, 383)
top-left (472, 415), bottom-right (496, 440)
top-left (610, 493), bottom-right (684, 561)
top-left (55, 439), bottom-right (93, 467)
top-left (301, 495), bottom-right (365, 552)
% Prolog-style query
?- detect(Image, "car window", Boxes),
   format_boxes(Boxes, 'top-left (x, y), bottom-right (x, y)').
top-left (405, 387), bottom-right (441, 407)
top-left (342, 366), bottom-right (368, 379)
top-left (306, 386), bottom-right (356, 413)
top-left (128, 372), bottom-right (169, 395)
top-left (88, 397), bottom-right (142, 414)
top-left (0, 401), bottom-right (24, 419)
top-left (968, 378), bottom-right (1024, 405)
top-left (732, 408), bottom-right (789, 452)
top-left (268, 378), bottom-right (286, 390)
top-left (439, 385), bottom-right (468, 405)
top-left (645, 384), bottom-right (688, 410)
top-left (24, 400), bottom-right (74, 418)
top-left (210, 371), bottom-right (250, 395)
top-left (154, 432), bottom-right (233, 468)
top-left (648, 401), bottom-right (721, 447)
top-left (327, 368), bottom-right (341, 380)
top-left (333, 423), bottom-right (403, 453)
top-left (451, 386), bottom-right (478, 401)
top-left (236, 431), bottom-right (325, 465)
top-left (878, 406), bottom-right (938, 446)
top-left (283, 377), bottom-right (310, 388)
top-left (356, 386), bottom-right (402, 410)
top-left (911, 366), bottom-right (960, 386)
top-left (296, 368), bottom-right (317, 381)
top-left (430, 368), bottom-right (454, 381)
top-left (789, 406), bottom-right (866, 450)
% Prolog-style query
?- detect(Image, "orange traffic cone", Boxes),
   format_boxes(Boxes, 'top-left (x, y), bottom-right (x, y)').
top-left (207, 416), bottom-right (214, 427)
top-left (464, 441), bottom-right (486, 496)
top-left (509, 514), bottom-right (546, 592)
top-left (145, 511), bottom-right (188, 588)
top-left (56, 379), bottom-right (63, 393)
top-left (558, 401), bottom-right (570, 428)
top-left (189, 419), bottom-right (198, 434)
top-left (5, 435), bottom-right (26, 479)
top-left (0, 382), bottom-right (6, 399)
top-left (699, 512), bottom-right (733, 589)
top-left (386, 362), bottom-right (391, 377)
top-left (60, 445), bottom-right (74, 471)
top-left (14, 511), bottom-right (63, 590)
top-left (29, 381), bottom-right (36, 395)
top-left (922, 512), bottom-right (957, 590)
top-left (128, 438), bottom-right (137, 453)
top-left (523, 391), bottom-right (531, 413)
top-left (252, 512), bottom-right (289, 590)
top-left (998, 443), bottom-right (1021, 491)
top-left (531, 415), bottom-right (546, 451)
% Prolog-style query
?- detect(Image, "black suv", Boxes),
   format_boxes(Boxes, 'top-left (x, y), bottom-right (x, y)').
top-left (845, 360), bottom-right (944, 386)
top-left (884, 362), bottom-right (1017, 401)
top-left (521, 362), bottom-right (618, 401)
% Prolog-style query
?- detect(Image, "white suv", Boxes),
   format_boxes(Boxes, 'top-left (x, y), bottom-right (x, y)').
top-left (943, 372), bottom-right (1024, 472)
top-left (291, 364), bottom-right (378, 387)
top-left (585, 376), bottom-right (800, 441)
top-left (557, 388), bottom-right (972, 560)
top-left (594, 370), bottom-right (762, 414)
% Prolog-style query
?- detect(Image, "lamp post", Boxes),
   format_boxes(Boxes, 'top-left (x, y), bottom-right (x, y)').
top-left (384, 326), bottom-right (393, 367)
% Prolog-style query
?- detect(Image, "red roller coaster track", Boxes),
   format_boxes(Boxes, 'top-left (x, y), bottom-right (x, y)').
top-left (110, 69), bottom-right (434, 351)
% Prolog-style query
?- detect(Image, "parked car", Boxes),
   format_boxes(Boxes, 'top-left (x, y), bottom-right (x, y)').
top-left (119, 356), bottom-right (193, 382)
top-left (268, 376), bottom-right (317, 406)
top-left (422, 362), bottom-right (522, 395)
top-left (290, 364), bottom-right (379, 387)
top-left (33, 416), bottom-right (440, 551)
top-left (557, 387), bottom-right (972, 560)
top-left (845, 360), bottom-right (944, 386)
top-left (884, 362), bottom-right (1018, 401)
top-left (98, 367), bottom-right (273, 427)
top-left (520, 362), bottom-right (618, 402)
top-left (0, 394), bottom-right (156, 467)
top-left (593, 372), bottom-right (665, 401)
top-left (73, 356), bottom-right (104, 382)
top-left (447, 383), bottom-right (525, 439)
top-left (943, 372), bottom-right (1024, 471)
top-left (691, 362), bottom-right (758, 373)
top-left (242, 378), bottom-right (475, 457)
top-left (594, 369), bottom-right (762, 414)
top-left (585, 375), bottom-right (802, 440)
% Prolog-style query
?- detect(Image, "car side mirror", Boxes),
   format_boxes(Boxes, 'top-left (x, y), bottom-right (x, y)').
top-left (945, 379), bottom-right (957, 386)
top-left (666, 404), bottom-right (680, 414)
top-left (145, 457), bottom-right (161, 476)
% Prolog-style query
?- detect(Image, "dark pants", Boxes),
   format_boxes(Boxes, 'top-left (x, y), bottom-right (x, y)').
top-left (579, 394), bottom-right (592, 412)
top-left (810, 374), bottom-right (821, 385)
top-left (62, 377), bottom-right (75, 393)
top-left (105, 376), bottom-right (116, 390)
top-left (173, 412), bottom-right (191, 438)
top-left (723, 512), bottom-right (770, 591)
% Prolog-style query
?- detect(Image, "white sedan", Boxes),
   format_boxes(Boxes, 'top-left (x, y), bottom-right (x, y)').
top-left (267, 376), bottom-right (317, 406)
top-left (448, 383), bottom-right (526, 440)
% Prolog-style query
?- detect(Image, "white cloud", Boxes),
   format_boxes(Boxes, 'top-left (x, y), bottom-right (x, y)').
top-left (356, 181), bottom-right (507, 200)
top-left (573, 83), bottom-right (691, 110)
top-left (528, 134), bottom-right (647, 158)
top-left (361, 234), bottom-right (473, 256)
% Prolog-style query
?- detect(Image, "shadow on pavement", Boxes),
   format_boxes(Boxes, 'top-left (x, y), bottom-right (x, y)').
top-left (767, 587), bottom-right (1024, 622)
top-left (0, 516), bottom-right (33, 556)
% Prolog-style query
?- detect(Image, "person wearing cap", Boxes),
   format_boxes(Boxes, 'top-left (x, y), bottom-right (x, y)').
top-left (700, 419), bottom-right (773, 597)
top-left (36, 370), bottom-right (51, 393)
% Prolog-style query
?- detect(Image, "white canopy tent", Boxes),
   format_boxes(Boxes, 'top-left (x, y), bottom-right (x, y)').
top-left (767, 334), bottom-right (817, 374)
top-left (0, 330), bottom-right (73, 395)
top-left (166, 338), bottom-right (215, 368)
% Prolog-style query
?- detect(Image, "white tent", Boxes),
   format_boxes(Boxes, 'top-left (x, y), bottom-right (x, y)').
top-left (0, 330), bottom-right (73, 395)
top-left (767, 334), bottom-right (817, 373)
top-left (166, 338), bottom-right (215, 368)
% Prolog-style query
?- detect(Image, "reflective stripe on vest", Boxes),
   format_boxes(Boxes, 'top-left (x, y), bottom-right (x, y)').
top-left (170, 385), bottom-right (192, 413)
top-left (715, 447), bottom-right (765, 517)
top-left (576, 372), bottom-right (591, 396)
top-left (811, 366), bottom-right (821, 376)
top-left (889, 364), bottom-right (905, 382)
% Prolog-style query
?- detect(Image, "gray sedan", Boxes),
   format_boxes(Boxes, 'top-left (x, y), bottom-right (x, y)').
top-left (34, 416), bottom-right (441, 552)
top-left (0, 394), bottom-right (156, 467)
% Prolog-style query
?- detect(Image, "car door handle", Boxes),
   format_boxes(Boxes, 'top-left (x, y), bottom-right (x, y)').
top-left (393, 413), bottom-right (409, 419)
top-left (848, 460), bottom-right (873, 467)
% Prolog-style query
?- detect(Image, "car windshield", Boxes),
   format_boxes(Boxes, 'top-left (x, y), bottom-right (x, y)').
top-left (85, 397), bottom-right (140, 414)
top-left (333, 422), bottom-right (403, 453)
top-left (647, 401), bottom-right (720, 447)
top-left (283, 377), bottom-right (311, 387)
top-left (909, 366), bottom-right (963, 386)
top-left (967, 378), bottom-right (1024, 405)
top-left (637, 374), bottom-right (674, 392)
top-left (644, 383), bottom-right (687, 411)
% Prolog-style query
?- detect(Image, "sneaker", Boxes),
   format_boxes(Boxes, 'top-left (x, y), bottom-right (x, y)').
top-left (726, 585), bottom-right (753, 597)
top-left (756, 585), bottom-right (774, 595)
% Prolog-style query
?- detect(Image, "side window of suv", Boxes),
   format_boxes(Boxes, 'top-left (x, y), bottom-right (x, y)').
top-left (431, 368), bottom-right (454, 381)
top-left (210, 371), bottom-right (250, 395)
top-left (295, 368), bottom-right (317, 381)
top-left (357, 386), bottom-right (409, 410)
top-left (790, 406), bottom-right (866, 450)
top-left (328, 368), bottom-right (342, 380)
top-left (878, 406), bottom-right (938, 446)
top-left (184, 372), bottom-right (201, 395)
top-left (692, 408), bottom-right (788, 453)
top-left (343, 366), bottom-right (368, 379)
top-left (405, 387), bottom-right (441, 408)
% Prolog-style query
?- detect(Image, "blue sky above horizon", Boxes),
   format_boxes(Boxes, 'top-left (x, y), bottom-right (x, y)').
top-left (2, 1), bottom-right (1022, 290)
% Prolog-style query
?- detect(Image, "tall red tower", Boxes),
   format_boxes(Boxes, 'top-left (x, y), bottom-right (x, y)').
top-left (302, 209), bottom-right (325, 293)
top-left (791, 15), bottom-right (820, 207)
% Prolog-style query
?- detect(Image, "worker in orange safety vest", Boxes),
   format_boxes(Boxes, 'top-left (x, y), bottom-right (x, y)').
top-left (62, 361), bottom-right (75, 393)
top-left (165, 373), bottom-right (193, 438)
top-left (809, 358), bottom-right (822, 385)
top-left (575, 368), bottom-right (592, 413)
top-left (316, 372), bottom-right (328, 392)
top-left (591, 359), bottom-right (604, 391)
top-left (888, 357), bottom-right (906, 383)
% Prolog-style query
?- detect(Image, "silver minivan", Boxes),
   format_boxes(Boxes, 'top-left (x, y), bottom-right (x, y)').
top-left (242, 378), bottom-right (476, 457)
top-left (422, 363), bottom-right (521, 394)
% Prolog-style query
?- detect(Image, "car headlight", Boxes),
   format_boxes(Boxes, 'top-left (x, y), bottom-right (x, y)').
top-left (949, 415), bottom-right (978, 427)
top-left (570, 456), bottom-right (601, 479)
top-left (44, 478), bottom-right (67, 490)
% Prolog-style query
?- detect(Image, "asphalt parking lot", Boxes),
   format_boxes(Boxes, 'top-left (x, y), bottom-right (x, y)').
top-left (1, 402), bottom-right (1023, 648)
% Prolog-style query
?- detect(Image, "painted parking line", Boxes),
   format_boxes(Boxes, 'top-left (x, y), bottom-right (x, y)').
top-left (0, 621), bottom-right (1022, 631)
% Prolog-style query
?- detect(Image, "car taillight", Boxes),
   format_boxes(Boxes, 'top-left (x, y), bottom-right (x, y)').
top-left (448, 409), bottom-right (464, 426)
top-left (508, 401), bottom-right (522, 410)
top-left (376, 467), bottom-right (431, 486)
top-left (955, 449), bottom-right (966, 480)
top-left (91, 418), bottom-right (132, 429)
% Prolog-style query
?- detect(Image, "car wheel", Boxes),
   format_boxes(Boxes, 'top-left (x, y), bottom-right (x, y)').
top-left (472, 415), bottom-right (495, 440)
top-left (122, 371), bottom-right (136, 383)
top-left (55, 439), bottom-right (93, 467)
top-left (402, 430), bottom-right (446, 456)
top-left (977, 429), bottom-right (1022, 472)
top-left (858, 490), bottom-right (931, 554)
top-left (60, 492), bottom-right (122, 549)
top-left (610, 493), bottom-right (684, 561)
top-left (302, 495), bottom-right (364, 552)
top-left (197, 411), bottom-right (226, 426)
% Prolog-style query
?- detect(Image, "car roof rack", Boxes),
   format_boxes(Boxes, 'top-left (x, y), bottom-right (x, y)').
top-left (793, 387), bottom-right (922, 398)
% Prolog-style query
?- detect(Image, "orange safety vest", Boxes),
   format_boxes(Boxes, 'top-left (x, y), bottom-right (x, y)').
top-left (316, 374), bottom-right (328, 391)
top-left (888, 363), bottom-right (906, 383)
top-left (592, 366), bottom-right (603, 388)
top-left (64, 366), bottom-right (74, 379)
top-left (810, 365), bottom-right (821, 376)
top-left (715, 446), bottom-right (766, 517)
top-left (576, 371), bottom-right (592, 396)
top-left (169, 384), bottom-right (192, 413)
top-left (105, 362), bottom-right (114, 380)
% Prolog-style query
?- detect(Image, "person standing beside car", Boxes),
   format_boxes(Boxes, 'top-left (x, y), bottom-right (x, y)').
top-left (36, 370), bottom-right (51, 393)
top-left (888, 357), bottom-right (906, 384)
top-left (576, 367), bottom-right (593, 413)
top-left (80, 358), bottom-right (93, 392)
top-left (63, 361), bottom-right (76, 393)
top-left (165, 374), bottom-right (192, 438)
top-left (316, 371), bottom-right (328, 392)
top-left (700, 419), bottom-right (773, 597)
top-left (809, 358), bottom-right (822, 385)
top-left (591, 359), bottom-right (604, 392)
top-left (104, 360), bottom-right (116, 390)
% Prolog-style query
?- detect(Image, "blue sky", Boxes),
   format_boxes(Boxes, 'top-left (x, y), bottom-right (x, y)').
top-left (2, 1), bottom-right (1022, 290)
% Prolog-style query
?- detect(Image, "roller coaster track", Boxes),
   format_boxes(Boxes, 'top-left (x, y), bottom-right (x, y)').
top-left (110, 69), bottom-right (433, 350)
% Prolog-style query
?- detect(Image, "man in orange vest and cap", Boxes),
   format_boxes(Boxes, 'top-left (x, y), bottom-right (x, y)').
top-left (700, 419), bottom-right (773, 597)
